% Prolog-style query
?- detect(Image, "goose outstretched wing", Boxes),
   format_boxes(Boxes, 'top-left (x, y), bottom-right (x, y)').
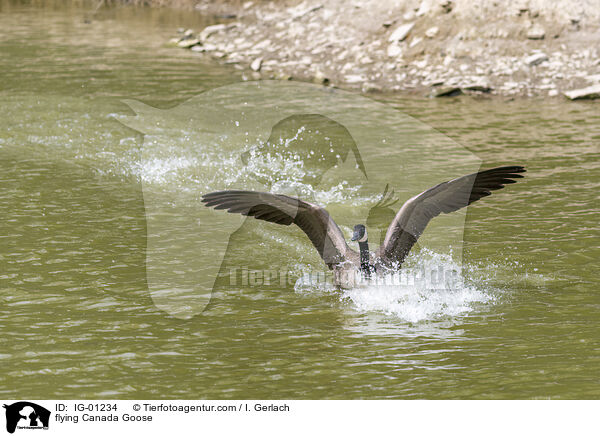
top-left (201, 190), bottom-right (357, 268)
top-left (376, 166), bottom-right (526, 267)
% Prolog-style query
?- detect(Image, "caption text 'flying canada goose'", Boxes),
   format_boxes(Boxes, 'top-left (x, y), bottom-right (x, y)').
top-left (202, 166), bottom-right (526, 288)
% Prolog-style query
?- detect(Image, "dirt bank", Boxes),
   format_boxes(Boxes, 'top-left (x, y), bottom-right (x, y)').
top-left (166, 0), bottom-right (600, 98)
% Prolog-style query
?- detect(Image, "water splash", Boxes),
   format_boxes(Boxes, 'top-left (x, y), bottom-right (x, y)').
top-left (296, 250), bottom-right (498, 323)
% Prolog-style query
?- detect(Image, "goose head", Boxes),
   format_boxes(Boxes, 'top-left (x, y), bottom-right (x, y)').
top-left (351, 224), bottom-right (368, 242)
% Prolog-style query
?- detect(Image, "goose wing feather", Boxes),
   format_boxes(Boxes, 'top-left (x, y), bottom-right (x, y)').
top-left (376, 166), bottom-right (526, 267)
top-left (202, 190), bottom-right (357, 268)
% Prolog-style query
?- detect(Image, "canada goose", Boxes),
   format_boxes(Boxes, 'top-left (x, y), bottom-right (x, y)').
top-left (202, 166), bottom-right (526, 287)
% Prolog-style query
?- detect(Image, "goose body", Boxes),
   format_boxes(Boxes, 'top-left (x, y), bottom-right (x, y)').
top-left (202, 166), bottom-right (526, 288)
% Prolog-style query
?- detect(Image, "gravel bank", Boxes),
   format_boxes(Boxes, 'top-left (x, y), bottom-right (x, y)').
top-left (168, 0), bottom-right (600, 98)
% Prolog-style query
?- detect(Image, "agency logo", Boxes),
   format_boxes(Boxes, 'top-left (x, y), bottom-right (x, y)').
top-left (3, 402), bottom-right (50, 434)
top-left (117, 80), bottom-right (480, 319)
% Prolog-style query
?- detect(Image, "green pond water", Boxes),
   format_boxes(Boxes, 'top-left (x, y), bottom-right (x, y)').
top-left (1, 1), bottom-right (598, 399)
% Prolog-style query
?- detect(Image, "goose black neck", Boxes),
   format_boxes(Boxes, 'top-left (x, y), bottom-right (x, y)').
top-left (358, 241), bottom-right (371, 278)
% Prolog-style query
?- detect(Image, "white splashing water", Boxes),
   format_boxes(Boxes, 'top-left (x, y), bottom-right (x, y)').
top-left (126, 128), bottom-right (379, 206)
top-left (295, 250), bottom-right (497, 323)
top-left (236, 137), bottom-right (369, 204)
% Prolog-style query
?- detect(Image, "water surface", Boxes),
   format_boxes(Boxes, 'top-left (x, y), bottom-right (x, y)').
top-left (1, 1), bottom-right (598, 399)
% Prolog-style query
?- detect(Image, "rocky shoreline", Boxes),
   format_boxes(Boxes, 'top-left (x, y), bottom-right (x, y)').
top-left (168, 0), bottom-right (600, 99)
